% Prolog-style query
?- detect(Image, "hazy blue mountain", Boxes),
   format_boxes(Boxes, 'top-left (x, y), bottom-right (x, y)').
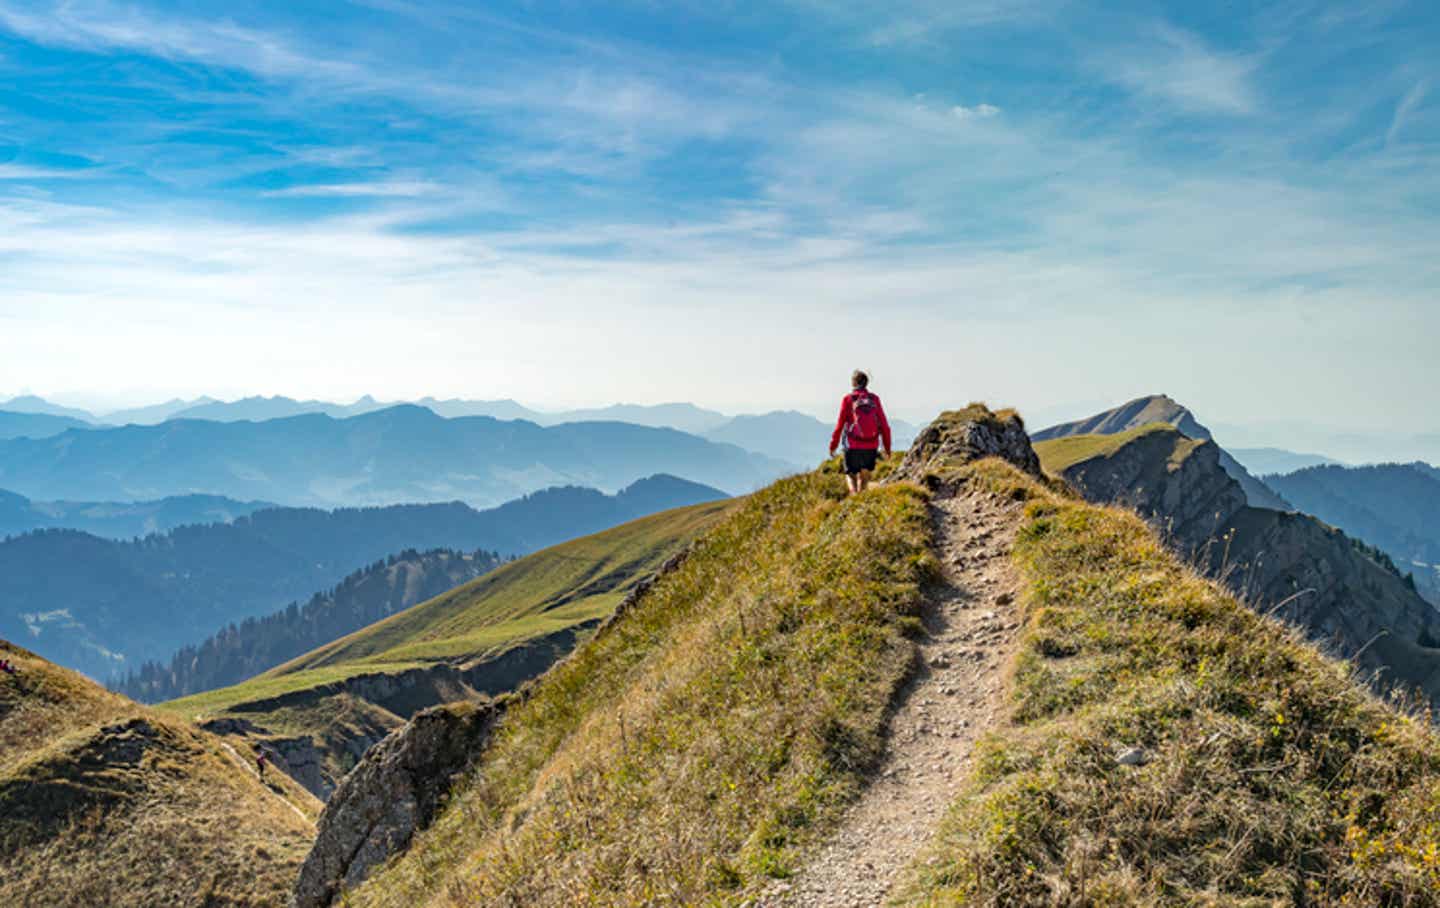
top-left (1265, 464), bottom-right (1440, 597)
top-left (0, 489), bottom-right (271, 539)
top-left (542, 402), bottom-right (729, 434)
top-left (703, 409), bottom-right (921, 468)
top-left (0, 395), bottom-right (99, 422)
top-left (0, 404), bottom-right (782, 507)
top-left (102, 397), bottom-right (219, 425)
top-left (0, 409), bottom-right (92, 440)
top-left (410, 397), bottom-right (539, 420)
top-left (168, 394), bottom-right (389, 422)
top-left (0, 474), bottom-right (726, 680)
top-left (1036, 394), bottom-right (1291, 511)
top-left (1231, 447), bottom-right (1343, 476)
top-left (1414, 462), bottom-right (1440, 483)
top-left (705, 411), bottom-right (826, 468)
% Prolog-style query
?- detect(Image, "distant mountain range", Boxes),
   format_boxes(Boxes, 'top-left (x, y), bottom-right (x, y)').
top-left (3, 393), bottom-right (738, 433)
top-left (0, 488), bottom-right (271, 539)
top-left (0, 409), bottom-right (92, 440)
top-left (1, 474), bottom-right (726, 680)
top-left (0, 394), bottom-right (99, 422)
top-left (702, 409), bottom-right (919, 468)
top-left (1230, 447), bottom-right (1344, 476)
top-left (0, 404), bottom-right (782, 507)
top-left (1265, 463), bottom-right (1440, 602)
top-left (1034, 394), bottom-right (1291, 511)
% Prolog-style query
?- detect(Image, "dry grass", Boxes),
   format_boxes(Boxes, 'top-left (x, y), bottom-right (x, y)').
top-left (343, 460), bottom-right (934, 906)
top-left (901, 459), bottom-right (1440, 906)
top-left (1, 639), bottom-right (319, 907)
top-left (1031, 423), bottom-right (1192, 475)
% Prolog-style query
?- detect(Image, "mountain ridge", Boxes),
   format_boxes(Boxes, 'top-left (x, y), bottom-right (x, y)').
top-left (1034, 393), bottom-right (1292, 511)
top-left (1033, 423), bottom-right (1440, 702)
top-left (0, 403), bottom-right (780, 507)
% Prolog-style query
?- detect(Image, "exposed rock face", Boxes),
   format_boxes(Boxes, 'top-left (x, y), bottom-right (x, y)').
top-left (291, 700), bottom-right (505, 908)
top-left (1060, 431), bottom-right (1247, 547)
top-left (1034, 393), bottom-right (1291, 511)
top-left (1047, 425), bottom-right (1440, 702)
top-left (892, 405), bottom-right (1042, 484)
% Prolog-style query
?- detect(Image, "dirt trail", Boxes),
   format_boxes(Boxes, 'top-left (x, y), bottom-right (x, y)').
top-left (761, 484), bottom-right (1025, 907)
top-left (217, 738), bottom-right (315, 827)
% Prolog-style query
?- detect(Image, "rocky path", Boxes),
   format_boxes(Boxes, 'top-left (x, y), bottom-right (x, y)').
top-left (761, 485), bottom-right (1024, 907)
top-left (217, 738), bottom-right (315, 826)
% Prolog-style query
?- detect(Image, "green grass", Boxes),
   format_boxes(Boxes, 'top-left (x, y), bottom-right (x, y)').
top-left (1032, 422), bottom-right (1197, 475)
top-left (342, 456), bottom-right (934, 906)
top-left (159, 500), bottom-right (733, 722)
top-left (901, 458), bottom-right (1440, 906)
top-left (0, 639), bottom-right (320, 907)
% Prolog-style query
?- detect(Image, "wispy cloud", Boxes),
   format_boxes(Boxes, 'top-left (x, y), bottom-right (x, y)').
top-left (263, 180), bottom-right (444, 198)
top-left (0, 164), bottom-right (92, 180)
top-left (1094, 23), bottom-right (1261, 115)
top-left (1387, 79), bottom-right (1430, 147)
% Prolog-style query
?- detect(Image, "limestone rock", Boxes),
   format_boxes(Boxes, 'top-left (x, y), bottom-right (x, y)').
top-left (291, 699), bottom-right (505, 908)
top-left (891, 405), bottom-right (1042, 485)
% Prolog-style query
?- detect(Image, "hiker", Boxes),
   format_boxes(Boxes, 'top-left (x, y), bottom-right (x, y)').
top-left (828, 370), bottom-right (892, 495)
top-left (0, 658), bottom-right (16, 676)
top-left (256, 750), bottom-right (268, 778)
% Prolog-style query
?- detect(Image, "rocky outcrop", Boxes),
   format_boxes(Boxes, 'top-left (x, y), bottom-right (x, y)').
top-left (892, 405), bottom-right (1042, 485)
top-left (291, 699), bottom-right (505, 908)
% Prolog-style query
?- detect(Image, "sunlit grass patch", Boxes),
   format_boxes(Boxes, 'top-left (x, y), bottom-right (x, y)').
top-left (901, 459), bottom-right (1440, 906)
top-left (345, 470), bottom-right (936, 906)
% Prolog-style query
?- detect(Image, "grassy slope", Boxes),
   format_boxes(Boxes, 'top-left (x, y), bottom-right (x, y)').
top-left (0, 639), bottom-right (320, 907)
top-left (160, 500), bottom-right (733, 721)
top-left (903, 458), bottom-right (1440, 905)
top-left (1032, 422), bottom-right (1199, 475)
top-left (344, 457), bottom-right (933, 906)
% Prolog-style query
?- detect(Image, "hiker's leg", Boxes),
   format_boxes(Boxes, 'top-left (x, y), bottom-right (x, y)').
top-left (845, 472), bottom-right (859, 495)
top-left (857, 470), bottom-right (871, 492)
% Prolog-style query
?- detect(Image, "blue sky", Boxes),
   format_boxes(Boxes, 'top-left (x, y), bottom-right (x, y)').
top-left (0, 1), bottom-right (1436, 445)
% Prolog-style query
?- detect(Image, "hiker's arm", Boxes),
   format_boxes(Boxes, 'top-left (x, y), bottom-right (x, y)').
top-left (829, 396), bottom-right (850, 455)
top-left (878, 399), bottom-right (892, 456)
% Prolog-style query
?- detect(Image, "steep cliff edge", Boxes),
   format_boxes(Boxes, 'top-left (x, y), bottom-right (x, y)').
top-left (1036, 424), bottom-right (1440, 701)
top-left (1035, 393), bottom-right (1291, 511)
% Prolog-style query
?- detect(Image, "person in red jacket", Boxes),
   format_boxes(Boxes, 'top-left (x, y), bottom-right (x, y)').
top-left (828, 370), bottom-right (892, 495)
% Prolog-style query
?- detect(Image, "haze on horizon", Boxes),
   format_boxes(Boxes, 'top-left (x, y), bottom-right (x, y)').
top-left (1, 1), bottom-right (1436, 450)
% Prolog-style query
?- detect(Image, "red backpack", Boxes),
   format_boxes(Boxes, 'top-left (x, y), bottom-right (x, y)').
top-left (848, 391), bottom-right (880, 445)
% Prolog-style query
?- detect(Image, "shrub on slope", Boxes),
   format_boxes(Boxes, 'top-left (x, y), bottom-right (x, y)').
top-left (345, 464), bottom-right (934, 905)
top-left (903, 459), bottom-right (1440, 906)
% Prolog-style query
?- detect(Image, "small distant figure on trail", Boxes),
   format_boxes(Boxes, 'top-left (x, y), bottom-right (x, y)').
top-left (829, 370), bottom-right (892, 496)
top-left (256, 750), bottom-right (269, 779)
top-left (0, 657), bottom-right (17, 676)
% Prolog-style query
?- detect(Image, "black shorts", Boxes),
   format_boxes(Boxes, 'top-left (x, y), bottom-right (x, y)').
top-left (844, 448), bottom-right (879, 475)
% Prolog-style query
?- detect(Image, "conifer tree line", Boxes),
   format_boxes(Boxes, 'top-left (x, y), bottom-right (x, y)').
top-left (114, 548), bottom-right (504, 702)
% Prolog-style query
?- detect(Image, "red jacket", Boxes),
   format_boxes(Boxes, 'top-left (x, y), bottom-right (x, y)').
top-left (830, 390), bottom-right (891, 453)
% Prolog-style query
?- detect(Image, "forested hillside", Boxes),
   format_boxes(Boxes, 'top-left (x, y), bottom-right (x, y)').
top-left (2, 475), bottom-right (725, 680)
top-left (114, 549), bottom-right (499, 702)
